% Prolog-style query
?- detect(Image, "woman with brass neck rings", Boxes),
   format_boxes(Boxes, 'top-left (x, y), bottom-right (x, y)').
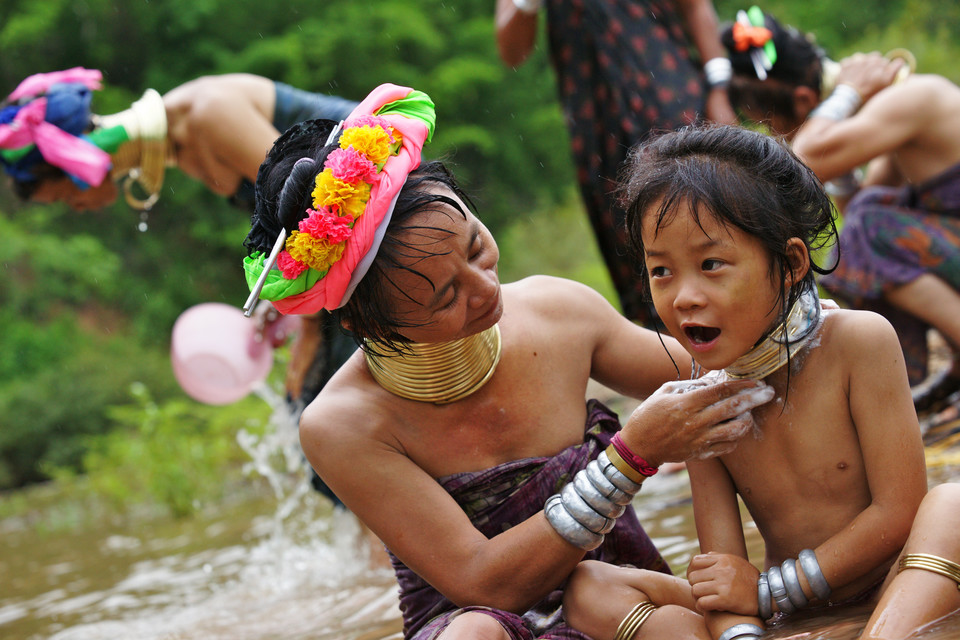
top-left (242, 84), bottom-right (774, 639)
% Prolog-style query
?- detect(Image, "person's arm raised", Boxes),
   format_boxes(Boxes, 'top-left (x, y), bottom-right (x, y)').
top-left (791, 53), bottom-right (919, 182)
top-left (167, 74), bottom-right (280, 195)
top-left (300, 387), bottom-right (587, 613)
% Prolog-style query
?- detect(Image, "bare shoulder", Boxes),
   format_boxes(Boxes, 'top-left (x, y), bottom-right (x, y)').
top-left (820, 307), bottom-right (903, 360)
top-left (299, 358), bottom-right (392, 453)
top-left (871, 74), bottom-right (960, 114)
top-left (823, 307), bottom-right (896, 339)
top-left (505, 275), bottom-right (618, 319)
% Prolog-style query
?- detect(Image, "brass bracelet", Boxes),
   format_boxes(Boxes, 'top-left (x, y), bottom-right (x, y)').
top-left (614, 601), bottom-right (657, 640)
top-left (604, 445), bottom-right (648, 485)
top-left (899, 553), bottom-right (960, 591)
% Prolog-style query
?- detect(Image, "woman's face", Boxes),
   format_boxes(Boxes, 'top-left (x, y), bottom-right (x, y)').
top-left (385, 191), bottom-right (502, 344)
top-left (29, 175), bottom-right (119, 211)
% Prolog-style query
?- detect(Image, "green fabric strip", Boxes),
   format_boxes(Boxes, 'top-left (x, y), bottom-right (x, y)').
top-left (243, 252), bottom-right (325, 301)
top-left (376, 89), bottom-right (436, 142)
top-left (87, 125), bottom-right (130, 154)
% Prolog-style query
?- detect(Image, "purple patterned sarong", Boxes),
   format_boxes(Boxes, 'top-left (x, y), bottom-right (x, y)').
top-left (390, 399), bottom-right (670, 640)
top-left (820, 162), bottom-right (960, 384)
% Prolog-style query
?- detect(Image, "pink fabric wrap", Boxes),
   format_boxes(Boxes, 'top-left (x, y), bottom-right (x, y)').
top-left (6, 67), bottom-right (103, 102)
top-left (0, 98), bottom-right (112, 186)
top-left (272, 84), bottom-right (429, 314)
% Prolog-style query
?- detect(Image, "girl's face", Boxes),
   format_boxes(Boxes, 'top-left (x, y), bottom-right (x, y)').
top-left (385, 191), bottom-right (502, 344)
top-left (642, 200), bottom-right (784, 372)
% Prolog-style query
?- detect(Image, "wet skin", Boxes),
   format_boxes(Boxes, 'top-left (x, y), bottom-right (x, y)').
top-left (383, 193), bottom-right (503, 344)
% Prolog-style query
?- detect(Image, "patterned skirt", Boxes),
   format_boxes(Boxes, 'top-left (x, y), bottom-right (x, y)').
top-left (820, 162), bottom-right (960, 384)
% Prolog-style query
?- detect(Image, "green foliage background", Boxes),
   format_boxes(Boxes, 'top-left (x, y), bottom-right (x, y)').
top-left (1, 0), bottom-right (958, 513)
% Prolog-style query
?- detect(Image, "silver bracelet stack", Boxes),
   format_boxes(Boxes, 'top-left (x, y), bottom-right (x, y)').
top-left (704, 57), bottom-right (733, 88)
top-left (717, 623), bottom-right (764, 640)
top-left (809, 83), bottom-right (862, 121)
top-left (757, 549), bottom-right (832, 618)
top-left (798, 549), bottom-right (833, 600)
top-left (544, 451), bottom-right (643, 550)
top-left (757, 571), bottom-right (772, 620)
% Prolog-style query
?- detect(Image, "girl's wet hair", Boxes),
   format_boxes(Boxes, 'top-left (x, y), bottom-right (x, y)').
top-left (720, 13), bottom-right (824, 120)
top-left (245, 118), bottom-right (475, 352)
top-left (620, 124), bottom-right (838, 321)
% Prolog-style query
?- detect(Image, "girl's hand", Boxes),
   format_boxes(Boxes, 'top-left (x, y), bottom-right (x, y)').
top-left (687, 552), bottom-right (761, 615)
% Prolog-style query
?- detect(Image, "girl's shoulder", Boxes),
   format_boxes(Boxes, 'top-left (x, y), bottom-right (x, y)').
top-left (818, 305), bottom-right (901, 353)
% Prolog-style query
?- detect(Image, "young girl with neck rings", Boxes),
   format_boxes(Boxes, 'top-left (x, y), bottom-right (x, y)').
top-left (561, 125), bottom-right (960, 640)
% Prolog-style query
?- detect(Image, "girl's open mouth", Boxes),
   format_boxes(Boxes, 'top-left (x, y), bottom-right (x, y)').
top-left (684, 325), bottom-right (721, 345)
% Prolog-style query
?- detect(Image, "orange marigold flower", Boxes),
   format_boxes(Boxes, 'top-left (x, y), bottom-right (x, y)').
top-left (312, 170), bottom-right (372, 218)
top-left (340, 125), bottom-right (393, 165)
top-left (285, 231), bottom-right (348, 274)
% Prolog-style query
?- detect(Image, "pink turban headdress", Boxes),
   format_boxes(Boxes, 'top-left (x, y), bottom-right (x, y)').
top-left (242, 84), bottom-right (435, 316)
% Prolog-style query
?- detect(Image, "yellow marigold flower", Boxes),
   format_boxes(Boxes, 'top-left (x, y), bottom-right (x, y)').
top-left (312, 170), bottom-right (372, 218)
top-left (285, 231), bottom-right (348, 274)
top-left (340, 125), bottom-right (393, 165)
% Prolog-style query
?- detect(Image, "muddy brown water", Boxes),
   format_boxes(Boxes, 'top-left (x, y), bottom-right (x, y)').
top-left (2, 386), bottom-right (959, 640)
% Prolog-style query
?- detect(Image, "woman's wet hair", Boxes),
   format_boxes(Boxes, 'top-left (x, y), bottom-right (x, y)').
top-left (246, 119), bottom-right (475, 351)
top-left (720, 13), bottom-right (824, 120)
top-left (620, 124), bottom-right (838, 319)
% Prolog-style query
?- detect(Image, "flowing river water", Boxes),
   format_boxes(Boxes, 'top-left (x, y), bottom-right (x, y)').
top-left (2, 384), bottom-right (960, 640)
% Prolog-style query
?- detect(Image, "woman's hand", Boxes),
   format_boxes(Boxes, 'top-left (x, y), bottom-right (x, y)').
top-left (251, 299), bottom-right (299, 348)
top-left (688, 552), bottom-right (761, 615)
top-left (620, 379), bottom-right (774, 466)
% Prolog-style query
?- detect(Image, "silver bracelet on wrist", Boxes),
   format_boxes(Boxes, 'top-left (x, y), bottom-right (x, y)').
top-left (717, 623), bottom-right (765, 640)
top-left (704, 57), bottom-right (733, 88)
top-left (757, 571), bottom-right (773, 619)
top-left (809, 83), bottom-right (862, 121)
top-left (560, 483), bottom-right (616, 534)
top-left (597, 450), bottom-right (644, 495)
top-left (766, 565), bottom-right (797, 615)
top-left (781, 558), bottom-right (809, 609)
top-left (573, 469), bottom-right (627, 518)
top-left (798, 548), bottom-right (832, 601)
top-left (585, 461), bottom-right (633, 505)
top-left (544, 494), bottom-right (604, 550)
top-left (512, 0), bottom-right (542, 15)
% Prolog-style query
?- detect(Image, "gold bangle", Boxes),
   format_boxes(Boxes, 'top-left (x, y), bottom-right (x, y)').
top-left (604, 445), bottom-right (648, 485)
top-left (899, 553), bottom-right (960, 591)
top-left (614, 601), bottom-right (657, 640)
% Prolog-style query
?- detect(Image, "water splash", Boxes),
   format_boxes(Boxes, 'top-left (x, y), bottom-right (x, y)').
top-left (12, 383), bottom-right (403, 640)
